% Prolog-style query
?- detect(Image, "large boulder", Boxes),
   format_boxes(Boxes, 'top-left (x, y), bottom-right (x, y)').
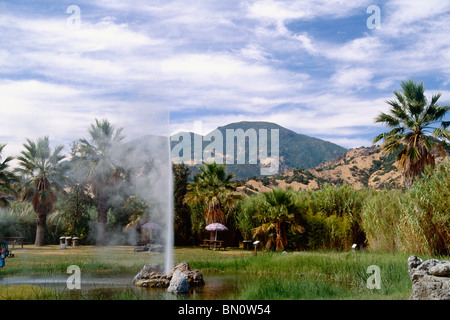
top-left (133, 261), bottom-right (204, 290)
top-left (408, 255), bottom-right (450, 300)
top-left (132, 263), bottom-right (169, 288)
top-left (166, 261), bottom-right (205, 286)
top-left (167, 270), bottom-right (189, 293)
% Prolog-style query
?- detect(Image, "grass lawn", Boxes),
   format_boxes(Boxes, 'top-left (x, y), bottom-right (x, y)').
top-left (1, 245), bottom-right (444, 300)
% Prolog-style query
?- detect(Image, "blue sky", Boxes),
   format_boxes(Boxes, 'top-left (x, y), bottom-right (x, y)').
top-left (1, 0), bottom-right (450, 160)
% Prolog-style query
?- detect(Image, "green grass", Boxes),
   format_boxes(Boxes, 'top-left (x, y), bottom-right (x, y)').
top-left (178, 248), bottom-right (444, 300)
top-left (2, 245), bottom-right (445, 300)
top-left (0, 285), bottom-right (68, 300)
top-left (231, 251), bottom-right (415, 300)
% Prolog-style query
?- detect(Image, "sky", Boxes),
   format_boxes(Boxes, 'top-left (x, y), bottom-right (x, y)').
top-left (1, 0), bottom-right (450, 161)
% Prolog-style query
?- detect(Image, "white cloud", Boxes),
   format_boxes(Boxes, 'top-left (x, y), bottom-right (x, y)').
top-left (239, 43), bottom-right (273, 62)
top-left (246, 0), bottom-right (373, 22)
top-left (0, 3), bottom-right (170, 160)
top-left (331, 67), bottom-right (374, 90)
top-left (293, 32), bottom-right (385, 63)
top-left (383, 0), bottom-right (450, 34)
top-left (160, 52), bottom-right (309, 114)
top-left (246, 0), bottom-right (307, 24)
top-left (323, 137), bottom-right (373, 149)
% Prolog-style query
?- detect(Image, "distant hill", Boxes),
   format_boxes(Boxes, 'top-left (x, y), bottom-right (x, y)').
top-left (170, 121), bottom-right (348, 180)
top-left (240, 145), bottom-right (446, 193)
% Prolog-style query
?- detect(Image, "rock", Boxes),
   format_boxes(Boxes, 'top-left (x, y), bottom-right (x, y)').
top-left (428, 262), bottom-right (450, 277)
top-left (134, 244), bottom-right (164, 252)
top-left (167, 270), bottom-right (189, 293)
top-left (167, 261), bottom-right (205, 286)
top-left (135, 278), bottom-right (170, 288)
top-left (149, 244), bottom-right (164, 252)
top-left (132, 263), bottom-right (164, 284)
top-left (134, 246), bottom-right (149, 252)
top-left (408, 255), bottom-right (423, 270)
top-left (408, 256), bottom-right (426, 281)
top-left (133, 261), bottom-right (204, 290)
top-left (408, 256), bottom-right (450, 300)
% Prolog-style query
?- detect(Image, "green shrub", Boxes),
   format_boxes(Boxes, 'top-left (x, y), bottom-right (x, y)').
top-left (397, 161), bottom-right (450, 255)
top-left (235, 193), bottom-right (266, 240)
top-left (297, 184), bottom-right (366, 250)
top-left (0, 201), bottom-right (64, 244)
top-left (361, 160), bottom-right (450, 255)
top-left (235, 160), bottom-right (450, 254)
top-left (361, 190), bottom-right (402, 252)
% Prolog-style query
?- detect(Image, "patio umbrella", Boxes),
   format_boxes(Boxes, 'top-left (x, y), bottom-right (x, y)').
top-left (141, 222), bottom-right (161, 241)
top-left (141, 222), bottom-right (161, 230)
top-left (205, 223), bottom-right (228, 249)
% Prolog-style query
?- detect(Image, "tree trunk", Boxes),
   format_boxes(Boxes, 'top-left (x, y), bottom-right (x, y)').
top-left (35, 213), bottom-right (46, 246)
top-left (96, 198), bottom-right (108, 246)
top-left (275, 221), bottom-right (284, 252)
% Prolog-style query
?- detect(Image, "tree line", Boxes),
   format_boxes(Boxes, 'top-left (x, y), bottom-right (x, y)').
top-left (0, 119), bottom-right (148, 246)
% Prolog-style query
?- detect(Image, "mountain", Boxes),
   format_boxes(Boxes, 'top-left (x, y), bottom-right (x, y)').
top-left (240, 145), bottom-right (446, 193)
top-left (170, 121), bottom-right (347, 180)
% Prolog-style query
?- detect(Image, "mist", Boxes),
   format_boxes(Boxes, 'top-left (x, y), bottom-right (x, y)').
top-left (69, 124), bottom-right (174, 273)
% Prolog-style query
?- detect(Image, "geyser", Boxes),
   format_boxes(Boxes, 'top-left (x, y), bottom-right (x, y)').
top-left (126, 133), bottom-right (174, 274)
top-left (164, 136), bottom-right (174, 275)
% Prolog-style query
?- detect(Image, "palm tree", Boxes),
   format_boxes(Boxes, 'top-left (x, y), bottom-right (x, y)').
top-left (0, 144), bottom-right (18, 207)
top-left (185, 162), bottom-right (241, 225)
top-left (15, 137), bottom-right (69, 246)
top-left (253, 188), bottom-right (303, 251)
top-left (373, 79), bottom-right (450, 188)
top-left (72, 119), bottom-right (126, 245)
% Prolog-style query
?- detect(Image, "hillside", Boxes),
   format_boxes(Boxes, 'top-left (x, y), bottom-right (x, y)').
top-left (171, 121), bottom-right (347, 180)
top-left (240, 145), bottom-right (448, 193)
top-left (239, 145), bottom-right (447, 193)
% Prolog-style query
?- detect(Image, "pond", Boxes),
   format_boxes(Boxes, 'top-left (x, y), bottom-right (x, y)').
top-left (0, 272), bottom-right (248, 300)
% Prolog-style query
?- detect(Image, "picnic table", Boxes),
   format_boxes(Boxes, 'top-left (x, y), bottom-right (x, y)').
top-left (0, 237), bottom-right (24, 249)
top-left (200, 239), bottom-right (227, 250)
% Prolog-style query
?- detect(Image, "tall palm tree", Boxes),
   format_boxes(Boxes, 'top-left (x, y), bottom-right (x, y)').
top-left (253, 188), bottom-right (303, 251)
top-left (15, 137), bottom-right (69, 246)
top-left (72, 119), bottom-right (126, 245)
top-left (185, 162), bottom-right (241, 225)
top-left (373, 79), bottom-right (450, 188)
top-left (0, 144), bottom-right (18, 207)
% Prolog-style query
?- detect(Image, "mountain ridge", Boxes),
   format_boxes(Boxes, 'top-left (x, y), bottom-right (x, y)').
top-left (170, 121), bottom-right (348, 180)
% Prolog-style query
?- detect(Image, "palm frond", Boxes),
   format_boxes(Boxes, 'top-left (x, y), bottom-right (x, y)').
top-left (374, 112), bottom-right (400, 127)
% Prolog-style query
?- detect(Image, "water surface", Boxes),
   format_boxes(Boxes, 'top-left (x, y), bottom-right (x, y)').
top-left (0, 272), bottom-right (247, 300)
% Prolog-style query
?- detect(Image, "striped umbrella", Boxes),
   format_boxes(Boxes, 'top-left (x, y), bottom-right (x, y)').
top-left (205, 223), bottom-right (228, 232)
top-left (141, 222), bottom-right (161, 241)
top-left (141, 222), bottom-right (161, 230)
top-left (205, 223), bottom-right (228, 249)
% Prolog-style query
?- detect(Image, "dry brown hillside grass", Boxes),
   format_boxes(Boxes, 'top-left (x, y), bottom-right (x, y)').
top-left (239, 146), bottom-right (446, 193)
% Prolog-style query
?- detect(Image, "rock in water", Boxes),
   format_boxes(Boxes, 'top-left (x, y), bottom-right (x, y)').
top-left (408, 255), bottom-right (450, 300)
top-left (133, 261), bottom-right (204, 290)
top-left (132, 263), bottom-right (169, 288)
top-left (166, 261), bottom-right (205, 286)
top-left (168, 270), bottom-right (190, 293)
